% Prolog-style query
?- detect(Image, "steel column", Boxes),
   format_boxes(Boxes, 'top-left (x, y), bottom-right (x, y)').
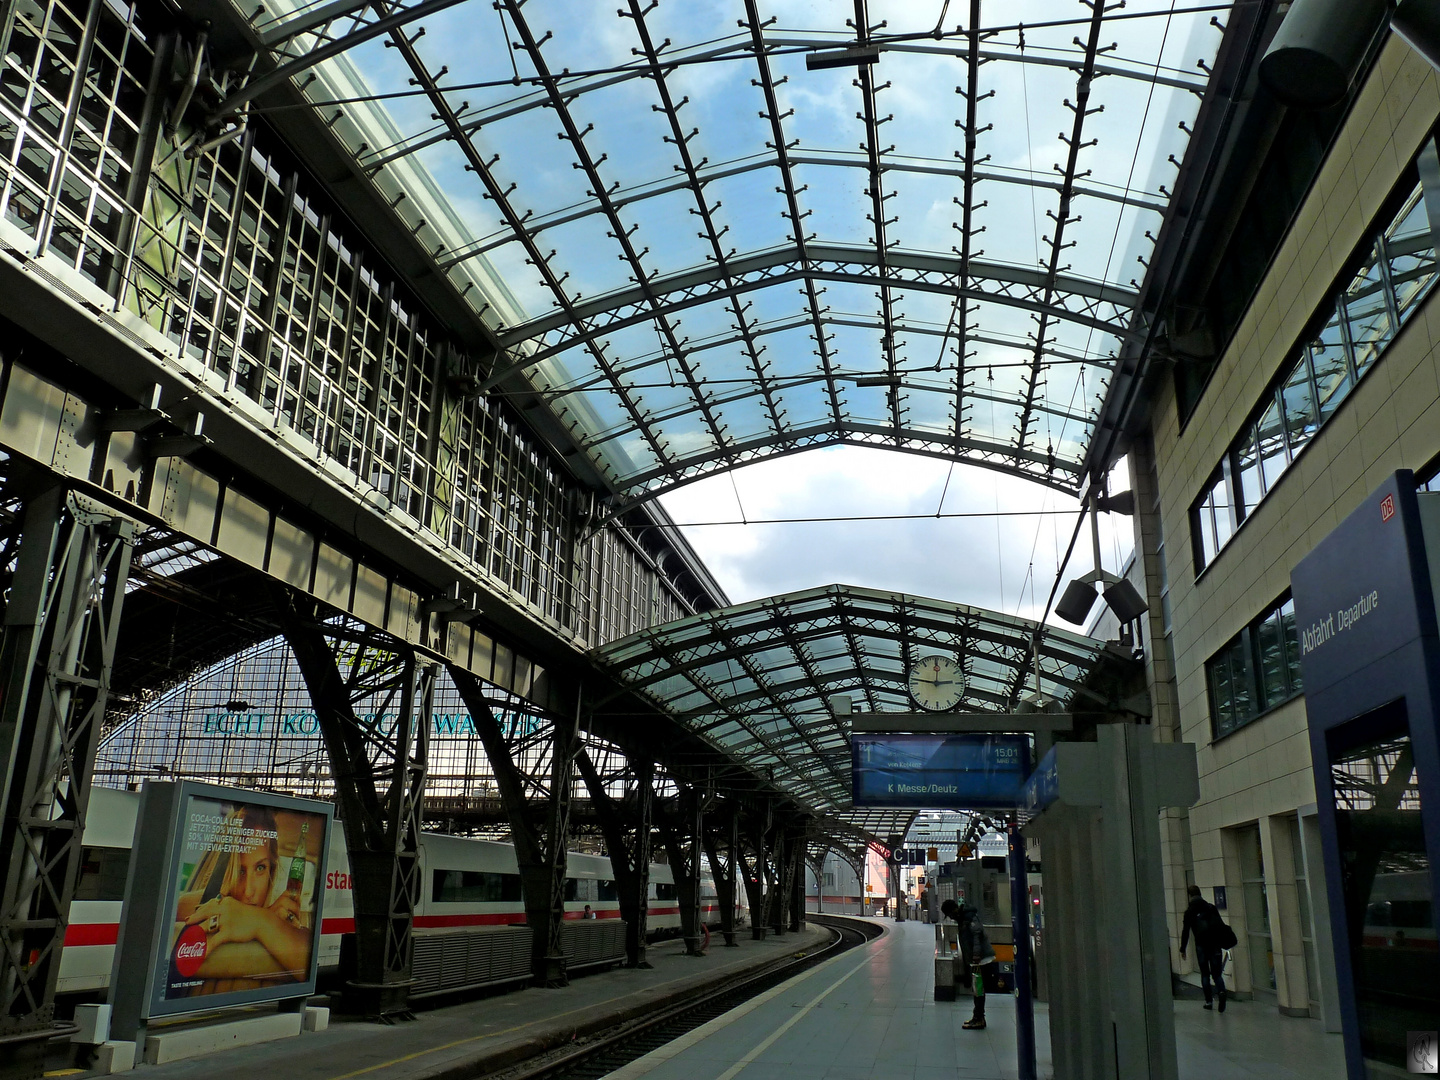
top-left (277, 594), bottom-right (432, 1019)
top-left (450, 666), bottom-right (575, 986)
top-left (701, 807), bottom-right (741, 947)
top-left (657, 786), bottom-right (705, 956)
top-left (0, 489), bottom-right (134, 1072)
top-left (575, 748), bottom-right (653, 966)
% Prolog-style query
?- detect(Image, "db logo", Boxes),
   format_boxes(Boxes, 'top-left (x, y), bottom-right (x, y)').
top-left (1381, 493), bottom-right (1396, 523)
top-left (173, 924), bottom-right (208, 977)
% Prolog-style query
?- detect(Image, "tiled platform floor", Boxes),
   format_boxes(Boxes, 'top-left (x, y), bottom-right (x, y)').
top-left (599, 918), bottom-right (1346, 1080)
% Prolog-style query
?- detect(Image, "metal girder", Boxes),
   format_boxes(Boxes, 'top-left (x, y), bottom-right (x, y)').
top-left (609, 599), bottom-right (1102, 689)
top-left (623, 0), bottom-right (789, 458)
top-left (276, 594), bottom-right (433, 1020)
top-left (208, 0), bottom-right (471, 121)
top-left (435, 153), bottom-right (1165, 273)
top-left (503, 1), bottom-right (735, 478)
top-left (358, 31), bottom-right (1204, 178)
top-left (538, 313), bottom-right (1112, 399)
top-left (368, 2), bottom-right (671, 472)
top-left (742, 0), bottom-right (846, 435)
top-left (851, 0), bottom-right (902, 433)
top-left (599, 420), bottom-right (1084, 510)
top-left (1015, 0), bottom-right (1111, 462)
top-left (494, 243), bottom-right (1139, 361)
top-left (0, 489), bottom-right (134, 1057)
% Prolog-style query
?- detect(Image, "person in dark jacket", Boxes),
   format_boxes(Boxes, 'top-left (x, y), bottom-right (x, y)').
top-left (941, 898), bottom-right (996, 1029)
top-left (1179, 885), bottom-right (1227, 1011)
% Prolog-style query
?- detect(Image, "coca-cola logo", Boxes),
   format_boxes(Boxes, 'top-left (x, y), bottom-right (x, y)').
top-left (174, 924), bottom-right (208, 977)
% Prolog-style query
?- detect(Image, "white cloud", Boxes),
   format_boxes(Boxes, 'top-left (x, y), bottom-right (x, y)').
top-left (658, 445), bottom-right (1133, 626)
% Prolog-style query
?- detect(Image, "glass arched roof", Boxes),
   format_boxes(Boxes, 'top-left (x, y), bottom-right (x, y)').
top-left (237, 0), bottom-right (1229, 502)
top-left (591, 584), bottom-right (1114, 839)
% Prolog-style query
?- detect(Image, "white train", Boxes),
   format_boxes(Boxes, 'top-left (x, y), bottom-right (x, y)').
top-left (61, 787), bottom-right (733, 998)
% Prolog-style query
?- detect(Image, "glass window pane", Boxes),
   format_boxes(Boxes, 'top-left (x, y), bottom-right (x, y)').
top-left (1280, 357), bottom-right (1318, 454)
top-left (1256, 397), bottom-right (1288, 493)
top-left (1280, 597), bottom-right (1303, 693)
top-left (1383, 186), bottom-right (1438, 322)
top-left (1310, 311), bottom-right (1352, 422)
top-left (1212, 476), bottom-right (1235, 551)
top-left (1209, 657), bottom-right (1234, 737)
top-left (1257, 608), bottom-right (1287, 708)
top-left (1228, 632), bottom-right (1255, 725)
top-left (1343, 244), bottom-right (1394, 378)
top-left (1235, 431), bottom-right (1262, 518)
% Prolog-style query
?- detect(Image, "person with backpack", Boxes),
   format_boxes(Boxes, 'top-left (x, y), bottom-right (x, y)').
top-left (1179, 885), bottom-right (1232, 1011)
top-left (941, 898), bottom-right (996, 1029)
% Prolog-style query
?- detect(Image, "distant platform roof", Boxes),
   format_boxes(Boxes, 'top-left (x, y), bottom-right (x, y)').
top-left (244, 0), bottom-right (1230, 501)
top-left (591, 583), bottom-right (1113, 841)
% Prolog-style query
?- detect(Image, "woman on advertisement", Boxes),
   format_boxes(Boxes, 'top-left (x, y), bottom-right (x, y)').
top-left (171, 804), bottom-right (313, 991)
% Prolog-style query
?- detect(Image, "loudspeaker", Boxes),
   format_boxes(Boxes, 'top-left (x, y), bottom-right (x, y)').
top-left (1103, 579), bottom-right (1150, 623)
top-left (1394, 0), bottom-right (1440, 73)
top-left (1055, 580), bottom-right (1098, 625)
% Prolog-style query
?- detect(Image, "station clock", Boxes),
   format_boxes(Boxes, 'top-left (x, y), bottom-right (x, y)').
top-left (907, 654), bottom-right (964, 712)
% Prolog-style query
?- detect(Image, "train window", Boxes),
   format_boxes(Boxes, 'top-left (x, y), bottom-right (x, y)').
top-left (74, 847), bottom-right (130, 902)
top-left (563, 878), bottom-right (579, 901)
top-left (597, 879), bottom-right (618, 901)
top-left (654, 883), bottom-right (677, 901)
top-left (432, 869), bottom-right (523, 903)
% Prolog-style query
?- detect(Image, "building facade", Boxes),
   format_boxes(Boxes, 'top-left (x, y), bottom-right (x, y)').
top-left (1136, 33), bottom-right (1440, 1023)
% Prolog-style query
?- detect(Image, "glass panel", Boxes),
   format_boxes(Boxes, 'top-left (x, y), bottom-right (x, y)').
top-left (1331, 721), bottom-right (1436, 1072)
top-left (1382, 186), bottom-right (1438, 322)
top-left (1227, 632), bottom-right (1255, 728)
top-left (1209, 650), bottom-right (1235, 738)
top-left (1279, 597), bottom-right (1303, 693)
top-left (1235, 429), bottom-right (1262, 519)
top-left (1256, 607), bottom-right (1287, 709)
top-left (1256, 397), bottom-right (1288, 494)
top-left (1342, 242), bottom-right (1393, 378)
top-left (1310, 311), bottom-right (1351, 423)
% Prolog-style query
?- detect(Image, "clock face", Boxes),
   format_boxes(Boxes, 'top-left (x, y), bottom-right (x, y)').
top-left (908, 655), bottom-right (964, 712)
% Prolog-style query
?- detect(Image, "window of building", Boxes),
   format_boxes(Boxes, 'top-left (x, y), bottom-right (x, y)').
top-left (1190, 146), bottom-right (1440, 576)
top-left (1206, 595), bottom-right (1303, 740)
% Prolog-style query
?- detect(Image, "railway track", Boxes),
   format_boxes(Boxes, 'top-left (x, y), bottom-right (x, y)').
top-left (485, 915), bottom-right (881, 1080)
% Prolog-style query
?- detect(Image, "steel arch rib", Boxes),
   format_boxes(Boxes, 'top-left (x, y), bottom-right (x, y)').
top-left (494, 244), bottom-right (1137, 360)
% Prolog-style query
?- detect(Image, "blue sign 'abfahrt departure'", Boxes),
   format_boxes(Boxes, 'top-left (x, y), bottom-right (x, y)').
top-left (851, 733), bottom-right (1030, 809)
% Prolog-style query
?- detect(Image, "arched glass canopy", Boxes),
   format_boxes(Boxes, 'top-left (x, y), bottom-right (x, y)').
top-left (591, 584), bottom-right (1115, 841)
top-left (239, 0), bottom-right (1231, 502)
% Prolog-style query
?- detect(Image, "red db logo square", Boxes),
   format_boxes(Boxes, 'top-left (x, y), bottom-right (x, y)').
top-left (1381, 494), bottom-right (1396, 523)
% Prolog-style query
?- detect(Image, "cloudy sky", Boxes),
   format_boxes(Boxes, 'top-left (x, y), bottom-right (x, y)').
top-left (659, 448), bottom-right (1134, 623)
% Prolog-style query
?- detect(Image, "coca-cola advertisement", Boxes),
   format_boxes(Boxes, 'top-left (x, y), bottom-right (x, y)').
top-left (158, 787), bottom-right (331, 1005)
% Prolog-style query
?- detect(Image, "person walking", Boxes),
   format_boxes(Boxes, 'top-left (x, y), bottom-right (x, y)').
top-left (941, 898), bottom-right (996, 1030)
top-left (1179, 885), bottom-right (1228, 1011)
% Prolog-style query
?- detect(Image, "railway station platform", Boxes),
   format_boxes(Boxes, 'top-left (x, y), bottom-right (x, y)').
top-left (64, 925), bottom-right (829, 1080)
top-left (599, 919), bottom-right (1347, 1080)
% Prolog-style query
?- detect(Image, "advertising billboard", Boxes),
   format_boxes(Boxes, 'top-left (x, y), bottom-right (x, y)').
top-left (111, 781), bottom-right (333, 1021)
top-left (851, 733), bottom-right (1030, 808)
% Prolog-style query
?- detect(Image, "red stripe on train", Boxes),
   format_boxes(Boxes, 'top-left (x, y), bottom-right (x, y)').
top-left (64, 904), bottom-right (715, 946)
top-left (64, 923), bottom-right (119, 947)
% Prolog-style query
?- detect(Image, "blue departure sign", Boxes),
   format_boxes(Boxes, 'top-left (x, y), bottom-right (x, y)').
top-left (851, 733), bottom-right (1030, 809)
